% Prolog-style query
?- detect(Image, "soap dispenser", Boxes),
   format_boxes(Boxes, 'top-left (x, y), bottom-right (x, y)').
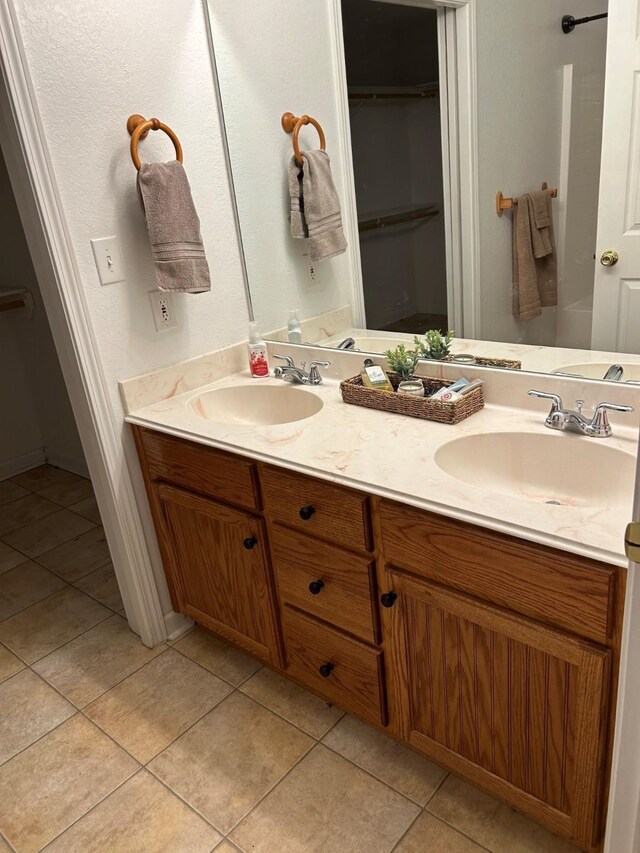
top-left (248, 322), bottom-right (270, 378)
top-left (287, 309), bottom-right (302, 344)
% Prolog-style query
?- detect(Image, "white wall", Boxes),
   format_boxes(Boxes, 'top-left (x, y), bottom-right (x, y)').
top-left (10, 0), bottom-right (250, 615)
top-left (476, 0), bottom-right (607, 346)
top-left (0, 148), bottom-right (84, 478)
top-left (207, 0), bottom-right (355, 336)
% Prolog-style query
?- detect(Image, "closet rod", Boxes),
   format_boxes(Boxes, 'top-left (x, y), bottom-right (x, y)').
top-left (359, 206), bottom-right (439, 233)
top-left (562, 13), bottom-right (607, 34)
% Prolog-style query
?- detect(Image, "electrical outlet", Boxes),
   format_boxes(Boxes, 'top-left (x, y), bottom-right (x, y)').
top-left (91, 236), bottom-right (125, 285)
top-left (148, 290), bottom-right (177, 332)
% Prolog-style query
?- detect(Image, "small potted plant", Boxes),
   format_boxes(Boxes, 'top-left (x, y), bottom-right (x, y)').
top-left (414, 329), bottom-right (454, 361)
top-left (383, 344), bottom-right (425, 396)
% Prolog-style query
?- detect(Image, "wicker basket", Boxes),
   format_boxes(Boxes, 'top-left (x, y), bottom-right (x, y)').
top-left (340, 372), bottom-right (484, 425)
top-left (444, 355), bottom-right (522, 370)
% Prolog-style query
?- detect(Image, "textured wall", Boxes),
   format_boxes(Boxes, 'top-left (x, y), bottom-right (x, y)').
top-left (0, 148), bottom-right (84, 477)
top-left (476, 0), bottom-right (606, 346)
top-left (207, 0), bottom-right (356, 335)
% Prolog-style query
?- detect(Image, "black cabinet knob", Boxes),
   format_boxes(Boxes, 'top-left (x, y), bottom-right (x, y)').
top-left (243, 536), bottom-right (258, 550)
top-left (308, 579), bottom-right (325, 595)
top-left (319, 662), bottom-right (334, 678)
top-left (380, 591), bottom-right (398, 608)
top-left (299, 505), bottom-right (316, 521)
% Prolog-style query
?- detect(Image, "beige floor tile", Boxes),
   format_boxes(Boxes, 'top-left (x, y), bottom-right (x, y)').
top-left (230, 743), bottom-right (420, 853)
top-left (44, 769), bottom-right (221, 853)
top-left (0, 834), bottom-right (11, 851)
top-left (0, 561), bottom-right (66, 620)
top-left (0, 669), bottom-right (75, 765)
top-left (323, 715), bottom-right (447, 805)
top-left (149, 691), bottom-right (312, 833)
top-left (3, 509), bottom-right (94, 558)
top-left (0, 480), bottom-right (29, 506)
top-left (395, 812), bottom-right (485, 852)
top-left (74, 561), bottom-right (123, 611)
top-left (68, 494), bottom-right (102, 524)
top-left (33, 614), bottom-right (165, 707)
top-left (0, 541), bottom-right (27, 575)
top-left (35, 471), bottom-right (93, 507)
top-left (241, 666), bottom-right (343, 738)
top-left (173, 625), bottom-right (261, 686)
top-left (427, 776), bottom-right (580, 853)
top-left (85, 649), bottom-right (232, 763)
top-left (0, 644), bottom-right (24, 683)
top-left (37, 526), bottom-right (111, 581)
top-left (11, 464), bottom-right (61, 492)
top-left (0, 714), bottom-right (137, 852)
top-left (0, 586), bottom-right (110, 664)
top-left (0, 493), bottom-right (58, 537)
top-left (215, 842), bottom-right (241, 853)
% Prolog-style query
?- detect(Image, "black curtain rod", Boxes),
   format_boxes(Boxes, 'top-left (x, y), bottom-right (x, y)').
top-left (562, 13), bottom-right (608, 34)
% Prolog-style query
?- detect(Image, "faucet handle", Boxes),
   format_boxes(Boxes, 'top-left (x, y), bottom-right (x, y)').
top-left (308, 360), bottom-right (331, 384)
top-left (528, 390), bottom-right (563, 412)
top-left (589, 401), bottom-right (634, 437)
top-left (274, 353), bottom-right (295, 368)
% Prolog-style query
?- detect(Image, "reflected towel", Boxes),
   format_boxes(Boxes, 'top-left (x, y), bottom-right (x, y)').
top-left (137, 160), bottom-right (211, 293)
top-left (288, 150), bottom-right (348, 262)
top-left (512, 190), bottom-right (557, 320)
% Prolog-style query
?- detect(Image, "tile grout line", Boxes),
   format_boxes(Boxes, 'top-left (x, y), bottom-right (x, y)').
top-left (2, 609), bottom-right (114, 667)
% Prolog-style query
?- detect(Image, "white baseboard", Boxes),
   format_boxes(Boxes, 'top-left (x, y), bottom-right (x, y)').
top-left (46, 449), bottom-right (89, 479)
top-left (0, 447), bottom-right (47, 480)
top-left (164, 610), bottom-right (194, 643)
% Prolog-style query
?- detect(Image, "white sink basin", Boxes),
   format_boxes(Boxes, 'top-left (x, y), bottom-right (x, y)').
top-left (190, 385), bottom-right (323, 426)
top-left (553, 362), bottom-right (640, 382)
top-left (435, 432), bottom-right (635, 507)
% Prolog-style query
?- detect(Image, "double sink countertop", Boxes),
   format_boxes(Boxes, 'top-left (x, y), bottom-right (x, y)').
top-left (123, 343), bottom-right (640, 568)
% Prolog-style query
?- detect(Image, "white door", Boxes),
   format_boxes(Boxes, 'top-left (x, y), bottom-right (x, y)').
top-left (592, 0), bottom-right (640, 352)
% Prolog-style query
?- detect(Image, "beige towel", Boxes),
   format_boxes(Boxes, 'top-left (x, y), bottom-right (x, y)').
top-left (512, 190), bottom-right (557, 320)
top-left (288, 150), bottom-right (347, 262)
top-left (137, 161), bottom-right (211, 293)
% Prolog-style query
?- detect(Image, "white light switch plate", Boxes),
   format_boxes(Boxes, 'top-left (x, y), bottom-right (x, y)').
top-left (91, 236), bottom-right (125, 285)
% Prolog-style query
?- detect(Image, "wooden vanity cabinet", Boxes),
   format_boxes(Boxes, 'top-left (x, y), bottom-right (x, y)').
top-left (132, 425), bottom-right (624, 852)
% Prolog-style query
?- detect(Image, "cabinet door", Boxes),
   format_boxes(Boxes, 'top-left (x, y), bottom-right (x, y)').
top-left (386, 571), bottom-right (611, 851)
top-left (157, 483), bottom-right (280, 665)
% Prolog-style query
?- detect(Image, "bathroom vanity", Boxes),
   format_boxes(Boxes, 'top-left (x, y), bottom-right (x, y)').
top-left (127, 358), bottom-right (635, 853)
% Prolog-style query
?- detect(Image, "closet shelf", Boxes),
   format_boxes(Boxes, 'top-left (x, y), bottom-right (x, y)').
top-left (0, 288), bottom-right (33, 314)
top-left (358, 203), bottom-right (440, 233)
top-left (348, 84), bottom-right (439, 101)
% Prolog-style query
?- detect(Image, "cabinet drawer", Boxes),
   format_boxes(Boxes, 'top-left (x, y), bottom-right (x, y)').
top-left (136, 428), bottom-right (259, 511)
top-left (262, 466), bottom-right (372, 552)
top-left (283, 607), bottom-right (386, 726)
top-left (380, 499), bottom-right (616, 644)
top-left (271, 524), bottom-right (378, 643)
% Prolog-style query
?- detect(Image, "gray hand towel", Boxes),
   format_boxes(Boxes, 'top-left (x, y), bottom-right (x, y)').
top-left (288, 150), bottom-right (347, 262)
top-left (137, 160), bottom-right (211, 293)
top-left (512, 191), bottom-right (557, 320)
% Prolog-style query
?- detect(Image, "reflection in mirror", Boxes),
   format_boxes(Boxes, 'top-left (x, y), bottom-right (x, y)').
top-left (204, 0), bottom-right (640, 382)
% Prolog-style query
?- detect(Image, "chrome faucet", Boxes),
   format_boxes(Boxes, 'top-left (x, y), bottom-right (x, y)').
top-left (528, 390), bottom-right (634, 438)
top-left (273, 354), bottom-right (331, 385)
top-left (337, 337), bottom-right (356, 350)
top-left (603, 364), bottom-right (624, 381)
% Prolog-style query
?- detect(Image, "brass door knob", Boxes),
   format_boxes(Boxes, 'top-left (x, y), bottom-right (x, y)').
top-left (600, 249), bottom-right (619, 267)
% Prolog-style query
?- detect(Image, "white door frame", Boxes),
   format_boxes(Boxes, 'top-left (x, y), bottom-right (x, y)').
top-left (0, 0), bottom-right (168, 648)
top-left (329, 0), bottom-right (479, 337)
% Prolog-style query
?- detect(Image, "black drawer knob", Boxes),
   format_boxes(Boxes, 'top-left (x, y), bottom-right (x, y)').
top-left (308, 579), bottom-right (325, 595)
top-left (299, 505), bottom-right (316, 521)
top-left (319, 662), bottom-right (334, 678)
top-left (243, 536), bottom-right (258, 550)
top-left (380, 591), bottom-right (398, 608)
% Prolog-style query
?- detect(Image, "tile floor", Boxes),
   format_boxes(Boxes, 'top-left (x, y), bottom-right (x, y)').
top-left (0, 466), bottom-right (582, 852)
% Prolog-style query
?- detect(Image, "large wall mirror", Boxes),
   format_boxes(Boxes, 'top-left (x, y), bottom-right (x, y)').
top-left (204, 0), bottom-right (637, 382)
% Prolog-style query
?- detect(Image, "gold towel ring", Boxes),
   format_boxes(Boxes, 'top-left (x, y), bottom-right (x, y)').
top-left (126, 114), bottom-right (183, 171)
top-left (281, 112), bottom-right (326, 166)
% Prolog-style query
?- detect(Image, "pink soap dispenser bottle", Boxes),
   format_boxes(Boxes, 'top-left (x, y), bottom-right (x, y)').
top-left (248, 322), bottom-right (270, 378)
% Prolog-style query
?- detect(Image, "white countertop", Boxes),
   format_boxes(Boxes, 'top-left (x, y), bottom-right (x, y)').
top-left (126, 369), bottom-right (638, 568)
